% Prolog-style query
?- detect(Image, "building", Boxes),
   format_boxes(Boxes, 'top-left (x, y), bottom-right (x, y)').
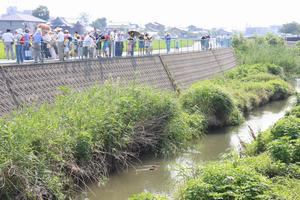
top-left (50, 17), bottom-right (72, 31)
top-left (0, 14), bottom-right (45, 32)
top-left (145, 22), bottom-right (165, 32)
top-left (107, 21), bottom-right (130, 31)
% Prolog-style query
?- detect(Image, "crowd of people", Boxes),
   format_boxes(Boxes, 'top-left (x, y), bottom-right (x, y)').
top-left (1, 27), bottom-right (155, 64)
top-left (1, 26), bottom-right (232, 64)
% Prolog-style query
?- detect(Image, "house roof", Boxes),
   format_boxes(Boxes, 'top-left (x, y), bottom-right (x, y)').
top-left (50, 17), bottom-right (72, 27)
top-left (0, 14), bottom-right (45, 23)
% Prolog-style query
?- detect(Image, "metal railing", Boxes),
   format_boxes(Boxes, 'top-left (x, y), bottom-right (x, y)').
top-left (0, 38), bottom-right (232, 65)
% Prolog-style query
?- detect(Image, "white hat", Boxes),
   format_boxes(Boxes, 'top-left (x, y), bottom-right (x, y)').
top-left (54, 27), bottom-right (62, 32)
top-left (16, 28), bottom-right (23, 34)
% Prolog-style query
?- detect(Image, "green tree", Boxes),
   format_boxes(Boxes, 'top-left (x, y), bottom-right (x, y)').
top-left (280, 22), bottom-right (300, 35)
top-left (78, 12), bottom-right (89, 26)
top-left (91, 18), bottom-right (107, 30)
top-left (32, 5), bottom-right (49, 21)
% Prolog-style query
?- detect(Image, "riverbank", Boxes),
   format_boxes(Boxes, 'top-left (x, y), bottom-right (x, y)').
top-left (175, 99), bottom-right (300, 200)
top-left (128, 34), bottom-right (300, 200)
top-left (0, 60), bottom-right (292, 199)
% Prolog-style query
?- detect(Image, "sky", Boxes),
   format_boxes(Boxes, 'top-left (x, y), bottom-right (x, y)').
top-left (0, 0), bottom-right (300, 30)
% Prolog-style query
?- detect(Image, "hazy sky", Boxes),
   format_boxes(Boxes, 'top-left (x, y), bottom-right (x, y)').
top-left (1, 0), bottom-right (300, 30)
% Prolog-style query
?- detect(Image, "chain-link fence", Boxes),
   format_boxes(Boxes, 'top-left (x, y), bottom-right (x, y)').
top-left (0, 37), bottom-right (232, 65)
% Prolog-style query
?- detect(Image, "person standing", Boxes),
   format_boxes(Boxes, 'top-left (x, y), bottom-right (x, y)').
top-left (165, 33), bottom-right (171, 53)
top-left (32, 28), bottom-right (43, 63)
top-left (23, 29), bottom-right (31, 60)
top-left (44, 31), bottom-right (56, 59)
top-left (138, 34), bottom-right (145, 55)
top-left (2, 29), bottom-right (15, 60)
top-left (109, 30), bottom-right (116, 57)
top-left (56, 27), bottom-right (65, 61)
top-left (14, 29), bottom-right (24, 64)
top-left (82, 33), bottom-right (93, 59)
top-left (115, 33), bottom-right (124, 57)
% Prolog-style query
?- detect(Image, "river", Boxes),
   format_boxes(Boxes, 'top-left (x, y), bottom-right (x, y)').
top-left (86, 79), bottom-right (299, 200)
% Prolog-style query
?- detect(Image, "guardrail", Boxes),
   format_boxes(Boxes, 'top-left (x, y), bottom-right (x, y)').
top-left (0, 38), bottom-right (232, 65)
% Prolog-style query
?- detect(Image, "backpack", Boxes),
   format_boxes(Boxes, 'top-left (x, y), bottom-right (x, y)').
top-left (20, 35), bottom-right (25, 45)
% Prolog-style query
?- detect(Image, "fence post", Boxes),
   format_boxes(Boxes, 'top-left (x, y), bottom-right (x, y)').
top-left (186, 39), bottom-right (188, 53)
top-left (193, 39), bottom-right (195, 52)
top-left (159, 40), bottom-right (161, 55)
top-left (158, 55), bottom-right (179, 94)
top-left (180, 40), bottom-right (182, 53)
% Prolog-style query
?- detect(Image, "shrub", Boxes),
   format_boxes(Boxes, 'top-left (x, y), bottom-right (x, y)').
top-left (128, 192), bottom-right (168, 200)
top-left (181, 83), bottom-right (238, 127)
top-left (0, 84), bottom-right (196, 199)
top-left (233, 34), bottom-right (300, 74)
top-left (177, 162), bottom-right (272, 200)
top-left (268, 139), bottom-right (292, 163)
top-left (271, 116), bottom-right (300, 140)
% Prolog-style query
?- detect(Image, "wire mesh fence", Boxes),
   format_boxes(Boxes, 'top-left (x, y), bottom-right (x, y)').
top-left (0, 38), bottom-right (232, 65)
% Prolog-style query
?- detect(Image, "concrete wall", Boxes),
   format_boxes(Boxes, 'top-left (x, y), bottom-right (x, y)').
top-left (160, 48), bottom-right (236, 90)
top-left (0, 48), bottom-right (236, 116)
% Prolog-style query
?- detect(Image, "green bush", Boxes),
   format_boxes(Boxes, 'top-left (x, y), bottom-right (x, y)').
top-left (128, 192), bottom-right (168, 200)
top-left (233, 34), bottom-right (300, 74)
top-left (0, 84), bottom-right (198, 199)
top-left (181, 83), bottom-right (239, 127)
top-left (271, 116), bottom-right (300, 140)
top-left (268, 139), bottom-right (292, 163)
top-left (177, 162), bottom-right (272, 200)
top-left (292, 138), bottom-right (300, 163)
top-left (288, 105), bottom-right (300, 118)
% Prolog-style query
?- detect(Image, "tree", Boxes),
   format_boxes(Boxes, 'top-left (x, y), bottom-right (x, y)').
top-left (280, 22), bottom-right (300, 35)
top-left (91, 18), bottom-right (107, 30)
top-left (32, 5), bottom-right (49, 21)
top-left (78, 13), bottom-right (90, 26)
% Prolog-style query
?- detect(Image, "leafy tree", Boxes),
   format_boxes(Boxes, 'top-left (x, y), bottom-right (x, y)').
top-left (91, 17), bottom-right (107, 30)
top-left (280, 22), bottom-right (300, 35)
top-left (32, 5), bottom-right (49, 21)
top-left (78, 12), bottom-right (89, 26)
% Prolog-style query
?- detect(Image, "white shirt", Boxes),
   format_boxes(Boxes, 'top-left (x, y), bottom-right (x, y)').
top-left (83, 35), bottom-right (93, 47)
top-left (2, 32), bottom-right (14, 42)
top-left (57, 31), bottom-right (65, 42)
top-left (110, 32), bottom-right (115, 41)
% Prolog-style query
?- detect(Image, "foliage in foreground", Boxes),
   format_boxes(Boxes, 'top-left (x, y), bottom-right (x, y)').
top-left (176, 104), bottom-right (300, 200)
top-left (181, 63), bottom-right (293, 127)
top-left (0, 84), bottom-right (203, 199)
top-left (128, 192), bottom-right (167, 200)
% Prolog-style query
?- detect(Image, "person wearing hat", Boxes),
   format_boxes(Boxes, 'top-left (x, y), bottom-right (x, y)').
top-left (32, 28), bottom-right (43, 63)
top-left (15, 29), bottom-right (25, 64)
top-left (23, 29), bottom-right (32, 60)
top-left (165, 33), bottom-right (171, 54)
top-left (55, 27), bottom-right (65, 61)
top-left (1, 29), bottom-right (15, 60)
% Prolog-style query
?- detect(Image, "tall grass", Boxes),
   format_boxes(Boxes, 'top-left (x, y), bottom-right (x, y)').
top-left (180, 63), bottom-right (293, 127)
top-left (176, 104), bottom-right (300, 200)
top-left (0, 83), bottom-right (204, 199)
top-left (233, 34), bottom-right (300, 74)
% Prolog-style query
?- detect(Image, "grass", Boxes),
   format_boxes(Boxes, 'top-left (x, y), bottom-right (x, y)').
top-left (123, 39), bottom-right (194, 52)
top-left (180, 63), bottom-right (293, 128)
top-left (0, 41), bottom-right (6, 59)
top-left (0, 83), bottom-right (205, 199)
top-left (233, 33), bottom-right (300, 75)
top-left (131, 35), bottom-right (300, 200)
top-left (0, 34), bottom-right (298, 199)
top-left (172, 102), bottom-right (300, 199)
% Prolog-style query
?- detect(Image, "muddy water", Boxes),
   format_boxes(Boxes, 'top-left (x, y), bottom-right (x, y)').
top-left (86, 80), bottom-right (299, 200)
